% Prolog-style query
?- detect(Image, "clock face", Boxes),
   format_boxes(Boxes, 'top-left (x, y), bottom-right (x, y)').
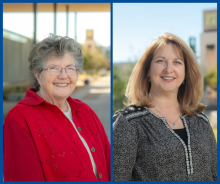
top-left (205, 11), bottom-right (217, 27)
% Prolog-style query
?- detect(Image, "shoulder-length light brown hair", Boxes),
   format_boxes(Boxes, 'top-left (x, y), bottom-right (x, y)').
top-left (125, 32), bottom-right (206, 116)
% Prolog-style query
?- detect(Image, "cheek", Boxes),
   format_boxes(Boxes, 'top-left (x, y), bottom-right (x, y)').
top-left (70, 76), bottom-right (77, 85)
top-left (178, 68), bottom-right (185, 79)
top-left (40, 75), bottom-right (56, 89)
top-left (150, 65), bottom-right (164, 77)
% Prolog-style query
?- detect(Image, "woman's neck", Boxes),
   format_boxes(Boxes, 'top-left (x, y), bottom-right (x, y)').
top-left (37, 90), bottom-right (68, 112)
top-left (150, 90), bottom-right (180, 111)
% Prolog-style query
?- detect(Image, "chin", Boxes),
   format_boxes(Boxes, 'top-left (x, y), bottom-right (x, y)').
top-left (161, 87), bottom-right (178, 93)
top-left (55, 92), bottom-right (70, 99)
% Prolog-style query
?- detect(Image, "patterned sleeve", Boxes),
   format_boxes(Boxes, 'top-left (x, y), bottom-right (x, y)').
top-left (113, 114), bottom-right (138, 181)
top-left (207, 121), bottom-right (217, 181)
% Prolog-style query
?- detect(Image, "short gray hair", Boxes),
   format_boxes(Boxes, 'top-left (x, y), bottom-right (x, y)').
top-left (28, 34), bottom-right (84, 91)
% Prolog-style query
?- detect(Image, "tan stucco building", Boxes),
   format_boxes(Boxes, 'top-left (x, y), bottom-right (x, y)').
top-left (200, 9), bottom-right (217, 109)
top-left (200, 10), bottom-right (217, 72)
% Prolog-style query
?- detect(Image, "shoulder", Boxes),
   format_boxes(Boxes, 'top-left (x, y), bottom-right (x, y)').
top-left (4, 103), bottom-right (31, 132)
top-left (113, 105), bottom-right (150, 122)
top-left (6, 103), bottom-right (31, 120)
top-left (194, 112), bottom-right (209, 124)
top-left (113, 105), bottom-right (146, 140)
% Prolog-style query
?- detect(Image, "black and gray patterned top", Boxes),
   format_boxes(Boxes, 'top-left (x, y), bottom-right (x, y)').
top-left (113, 105), bottom-right (217, 181)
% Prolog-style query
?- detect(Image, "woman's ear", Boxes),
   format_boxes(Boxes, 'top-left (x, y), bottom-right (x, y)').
top-left (34, 72), bottom-right (42, 86)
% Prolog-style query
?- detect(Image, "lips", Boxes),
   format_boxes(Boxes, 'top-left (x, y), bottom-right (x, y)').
top-left (161, 77), bottom-right (175, 80)
top-left (161, 76), bottom-right (175, 82)
top-left (54, 83), bottom-right (69, 87)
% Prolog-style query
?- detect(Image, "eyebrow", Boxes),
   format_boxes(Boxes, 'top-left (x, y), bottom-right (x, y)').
top-left (66, 64), bottom-right (76, 67)
top-left (47, 64), bottom-right (76, 67)
top-left (48, 63), bottom-right (75, 66)
top-left (155, 56), bottom-right (183, 61)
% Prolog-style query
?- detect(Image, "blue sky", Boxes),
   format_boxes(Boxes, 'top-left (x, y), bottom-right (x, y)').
top-left (113, 3), bottom-right (217, 62)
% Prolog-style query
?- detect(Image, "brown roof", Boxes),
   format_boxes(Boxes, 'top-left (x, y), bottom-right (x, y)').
top-left (3, 3), bottom-right (110, 12)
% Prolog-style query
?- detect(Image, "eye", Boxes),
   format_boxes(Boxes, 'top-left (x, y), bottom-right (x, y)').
top-left (174, 61), bottom-right (182, 64)
top-left (156, 60), bottom-right (164, 63)
top-left (66, 66), bottom-right (76, 71)
top-left (49, 66), bottom-right (60, 71)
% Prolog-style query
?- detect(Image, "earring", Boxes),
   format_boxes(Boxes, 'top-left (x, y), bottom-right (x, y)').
top-left (182, 80), bottom-right (185, 85)
top-left (148, 77), bottom-right (151, 82)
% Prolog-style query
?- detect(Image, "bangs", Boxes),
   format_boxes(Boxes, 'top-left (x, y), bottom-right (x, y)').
top-left (153, 39), bottom-right (184, 61)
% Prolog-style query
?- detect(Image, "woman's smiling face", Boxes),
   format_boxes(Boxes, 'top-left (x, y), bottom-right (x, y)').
top-left (35, 52), bottom-right (78, 101)
top-left (149, 43), bottom-right (185, 95)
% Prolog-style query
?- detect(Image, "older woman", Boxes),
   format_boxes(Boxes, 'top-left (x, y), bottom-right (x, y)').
top-left (3, 34), bottom-right (110, 181)
top-left (113, 33), bottom-right (217, 181)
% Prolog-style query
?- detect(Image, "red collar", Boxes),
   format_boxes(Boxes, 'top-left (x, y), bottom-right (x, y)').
top-left (19, 88), bottom-right (81, 111)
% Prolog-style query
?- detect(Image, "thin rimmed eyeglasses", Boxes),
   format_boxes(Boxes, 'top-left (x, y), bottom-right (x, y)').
top-left (40, 66), bottom-right (79, 76)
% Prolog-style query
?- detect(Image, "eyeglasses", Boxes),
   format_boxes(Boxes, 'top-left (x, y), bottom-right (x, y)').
top-left (41, 66), bottom-right (79, 76)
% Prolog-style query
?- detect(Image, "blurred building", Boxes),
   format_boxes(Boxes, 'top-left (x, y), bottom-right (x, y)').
top-left (200, 9), bottom-right (217, 109)
top-left (3, 29), bottom-right (32, 87)
top-left (200, 9), bottom-right (217, 72)
top-left (83, 29), bottom-right (110, 70)
top-left (3, 3), bottom-right (111, 87)
top-left (84, 30), bottom-right (97, 52)
top-left (84, 29), bottom-right (108, 54)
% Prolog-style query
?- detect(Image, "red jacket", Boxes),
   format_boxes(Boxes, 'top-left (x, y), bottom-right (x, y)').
top-left (3, 88), bottom-right (110, 181)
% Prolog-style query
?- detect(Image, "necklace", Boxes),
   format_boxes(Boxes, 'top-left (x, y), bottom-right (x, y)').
top-left (154, 106), bottom-right (180, 128)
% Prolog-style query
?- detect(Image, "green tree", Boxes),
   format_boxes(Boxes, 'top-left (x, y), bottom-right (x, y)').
top-left (204, 68), bottom-right (217, 91)
top-left (113, 62), bottom-right (137, 114)
top-left (113, 65), bottom-right (126, 114)
top-left (120, 62), bottom-right (136, 81)
top-left (82, 47), bottom-right (107, 72)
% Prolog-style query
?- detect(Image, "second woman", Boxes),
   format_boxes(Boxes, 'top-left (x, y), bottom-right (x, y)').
top-left (113, 32), bottom-right (217, 181)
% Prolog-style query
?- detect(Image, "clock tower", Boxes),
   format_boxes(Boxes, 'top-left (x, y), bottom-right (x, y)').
top-left (200, 9), bottom-right (217, 108)
top-left (204, 10), bottom-right (217, 32)
top-left (200, 9), bottom-right (217, 72)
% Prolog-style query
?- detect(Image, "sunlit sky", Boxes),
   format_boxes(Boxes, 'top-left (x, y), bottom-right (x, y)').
top-left (3, 12), bottom-right (110, 47)
top-left (113, 3), bottom-right (217, 62)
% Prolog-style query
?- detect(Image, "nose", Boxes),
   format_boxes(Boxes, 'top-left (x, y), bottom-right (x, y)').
top-left (58, 68), bottom-right (68, 79)
top-left (164, 62), bottom-right (173, 73)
